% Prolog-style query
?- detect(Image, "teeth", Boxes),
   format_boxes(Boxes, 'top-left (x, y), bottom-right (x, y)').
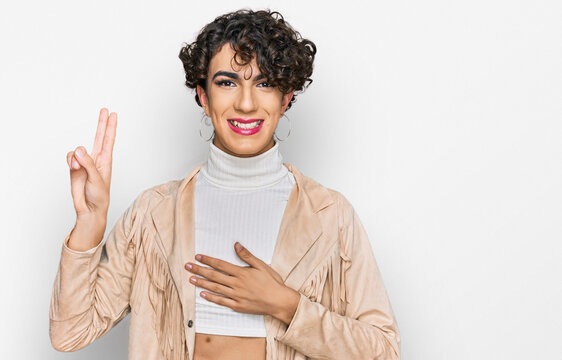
top-left (231, 120), bottom-right (261, 129)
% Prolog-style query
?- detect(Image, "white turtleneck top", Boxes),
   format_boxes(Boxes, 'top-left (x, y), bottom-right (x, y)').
top-left (193, 140), bottom-right (296, 337)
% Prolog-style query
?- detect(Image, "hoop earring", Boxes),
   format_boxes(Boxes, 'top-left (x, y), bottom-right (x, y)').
top-left (274, 113), bottom-right (292, 142)
top-left (199, 112), bottom-right (214, 142)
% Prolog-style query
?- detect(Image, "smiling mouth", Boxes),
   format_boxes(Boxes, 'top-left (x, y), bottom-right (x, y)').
top-left (228, 119), bottom-right (264, 129)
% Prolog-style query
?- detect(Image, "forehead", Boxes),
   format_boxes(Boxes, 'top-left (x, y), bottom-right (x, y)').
top-left (209, 43), bottom-right (260, 77)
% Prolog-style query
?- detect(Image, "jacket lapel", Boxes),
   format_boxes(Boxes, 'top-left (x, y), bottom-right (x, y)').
top-left (149, 162), bottom-right (203, 360)
top-left (149, 163), bottom-right (203, 302)
top-left (265, 163), bottom-right (335, 340)
top-left (270, 163), bottom-right (334, 286)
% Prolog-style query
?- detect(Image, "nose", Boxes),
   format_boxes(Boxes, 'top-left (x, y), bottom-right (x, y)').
top-left (234, 86), bottom-right (258, 113)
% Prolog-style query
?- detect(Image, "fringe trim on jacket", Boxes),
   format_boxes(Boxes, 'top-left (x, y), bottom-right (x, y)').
top-left (137, 230), bottom-right (187, 360)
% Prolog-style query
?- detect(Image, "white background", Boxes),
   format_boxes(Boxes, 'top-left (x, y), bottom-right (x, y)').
top-left (1, 0), bottom-right (560, 359)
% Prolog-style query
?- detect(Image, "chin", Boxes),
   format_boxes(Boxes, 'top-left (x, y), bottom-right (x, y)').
top-left (218, 136), bottom-right (275, 157)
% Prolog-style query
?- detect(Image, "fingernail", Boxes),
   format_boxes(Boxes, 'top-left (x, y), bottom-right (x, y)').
top-left (185, 263), bottom-right (192, 270)
top-left (195, 254), bottom-right (202, 261)
top-left (75, 148), bottom-right (84, 158)
top-left (235, 242), bottom-right (243, 252)
top-left (72, 159), bottom-right (79, 168)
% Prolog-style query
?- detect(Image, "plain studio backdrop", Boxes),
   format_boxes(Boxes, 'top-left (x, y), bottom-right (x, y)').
top-left (0, 0), bottom-right (560, 359)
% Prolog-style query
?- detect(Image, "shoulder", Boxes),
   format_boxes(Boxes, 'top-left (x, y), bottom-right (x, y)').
top-left (298, 170), bottom-right (354, 211)
top-left (325, 187), bottom-right (353, 211)
top-left (297, 169), bottom-right (355, 227)
top-left (127, 178), bottom-right (184, 214)
top-left (299, 174), bottom-right (366, 263)
top-left (326, 188), bottom-right (356, 233)
top-left (146, 178), bottom-right (184, 198)
top-left (317, 185), bottom-right (372, 260)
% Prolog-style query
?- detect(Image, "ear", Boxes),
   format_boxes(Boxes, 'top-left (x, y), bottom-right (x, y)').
top-left (196, 84), bottom-right (210, 116)
top-left (281, 91), bottom-right (294, 114)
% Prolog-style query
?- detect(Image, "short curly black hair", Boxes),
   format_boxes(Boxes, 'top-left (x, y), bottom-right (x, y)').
top-left (178, 9), bottom-right (316, 111)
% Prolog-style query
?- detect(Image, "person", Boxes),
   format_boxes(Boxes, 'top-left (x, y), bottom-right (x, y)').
top-left (49, 8), bottom-right (401, 360)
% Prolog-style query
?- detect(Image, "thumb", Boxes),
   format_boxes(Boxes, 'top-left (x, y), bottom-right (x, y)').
top-left (68, 149), bottom-right (87, 210)
top-left (235, 242), bottom-right (262, 268)
top-left (72, 146), bottom-right (103, 185)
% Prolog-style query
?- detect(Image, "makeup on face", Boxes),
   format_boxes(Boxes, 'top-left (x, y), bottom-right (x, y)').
top-left (210, 69), bottom-right (275, 137)
top-left (226, 118), bottom-right (264, 135)
top-left (199, 44), bottom-right (292, 157)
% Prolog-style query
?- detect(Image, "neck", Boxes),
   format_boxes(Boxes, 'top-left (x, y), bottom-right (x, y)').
top-left (200, 140), bottom-right (288, 190)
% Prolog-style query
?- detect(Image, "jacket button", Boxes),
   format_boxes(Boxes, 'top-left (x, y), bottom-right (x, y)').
top-left (187, 320), bottom-right (193, 328)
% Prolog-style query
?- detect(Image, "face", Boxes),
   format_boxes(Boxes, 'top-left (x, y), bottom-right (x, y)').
top-left (196, 43), bottom-right (294, 158)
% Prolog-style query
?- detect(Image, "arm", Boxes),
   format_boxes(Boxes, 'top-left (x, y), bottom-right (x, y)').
top-left (276, 193), bottom-right (401, 359)
top-left (49, 193), bottom-right (144, 352)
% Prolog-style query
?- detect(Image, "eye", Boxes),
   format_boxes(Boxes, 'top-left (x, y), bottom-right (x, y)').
top-left (215, 80), bottom-right (236, 87)
top-left (257, 81), bottom-right (275, 88)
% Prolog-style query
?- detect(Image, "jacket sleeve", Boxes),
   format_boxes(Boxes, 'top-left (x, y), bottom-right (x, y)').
top-left (275, 192), bottom-right (401, 360)
top-left (49, 192), bottom-right (145, 352)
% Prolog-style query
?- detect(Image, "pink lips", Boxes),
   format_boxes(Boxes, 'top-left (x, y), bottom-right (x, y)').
top-left (227, 118), bottom-right (264, 135)
top-left (230, 118), bottom-right (261, 123)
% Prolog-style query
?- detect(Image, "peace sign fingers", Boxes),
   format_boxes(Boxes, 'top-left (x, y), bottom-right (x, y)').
top-left (92, 107), bottom-right (109, 161)
top-left (91, 108), bottom-right (117, 185)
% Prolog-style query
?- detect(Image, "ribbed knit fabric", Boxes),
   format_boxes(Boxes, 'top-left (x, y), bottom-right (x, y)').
top-left (194, 140), bottom-right (295, 337)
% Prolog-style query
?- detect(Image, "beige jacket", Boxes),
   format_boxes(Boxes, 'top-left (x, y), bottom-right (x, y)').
top-left (49, 163), bottom-right (401, 359)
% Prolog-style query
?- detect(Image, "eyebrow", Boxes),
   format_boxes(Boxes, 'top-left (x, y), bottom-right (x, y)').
top-left (212, 70), bottom-right (265, 81)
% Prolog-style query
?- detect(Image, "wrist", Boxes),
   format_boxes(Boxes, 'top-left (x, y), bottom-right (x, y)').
top-left (273, 287), bottom-right (301, 326)
top-left (69, 216), bottom-right (107, 252)
top-left (76, 211), bottom-right (107, 227)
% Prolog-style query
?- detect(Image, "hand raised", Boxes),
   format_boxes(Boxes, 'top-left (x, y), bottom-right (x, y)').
top-left (66, 108), bottom-right (117, 221)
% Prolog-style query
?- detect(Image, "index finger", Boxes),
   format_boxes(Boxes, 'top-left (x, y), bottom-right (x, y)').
top-left (195, 254), bottom-right (243, 276)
